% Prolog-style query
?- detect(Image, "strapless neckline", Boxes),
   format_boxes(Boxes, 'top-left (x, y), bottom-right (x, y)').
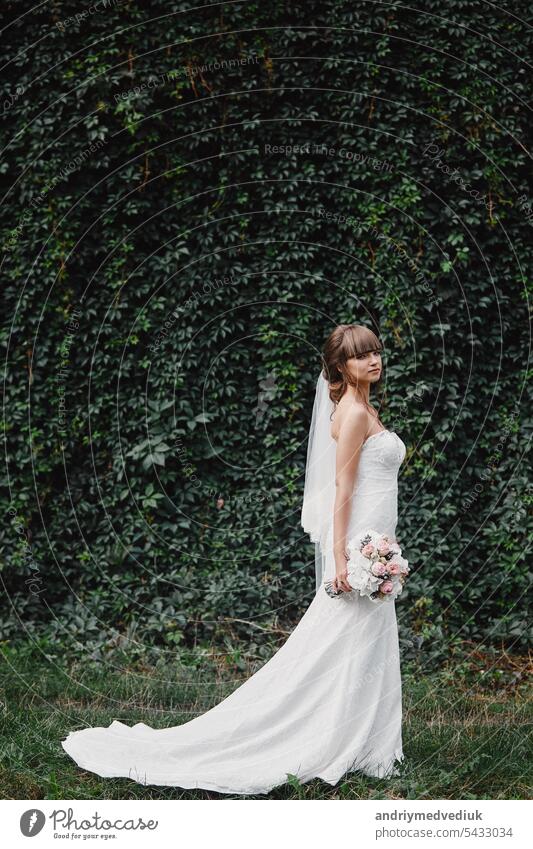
top-left (331, 428), bottom-right (398, 447)
top-left (362, 429), bottom-right (395, 448)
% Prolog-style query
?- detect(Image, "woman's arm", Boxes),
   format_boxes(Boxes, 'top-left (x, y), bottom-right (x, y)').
top-left (332, 407), bottom-right (367, 592)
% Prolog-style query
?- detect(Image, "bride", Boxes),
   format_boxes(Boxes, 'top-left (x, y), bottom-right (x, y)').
top-left (61, 323), bottom-right (406, 795)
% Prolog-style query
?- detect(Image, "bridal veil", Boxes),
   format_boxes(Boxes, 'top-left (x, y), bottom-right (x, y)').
top-left (300, 370), bottom-right (337, 591)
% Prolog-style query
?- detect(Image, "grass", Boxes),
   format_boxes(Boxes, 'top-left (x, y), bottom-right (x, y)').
top-left (0, 639), bottom-right (531, 800)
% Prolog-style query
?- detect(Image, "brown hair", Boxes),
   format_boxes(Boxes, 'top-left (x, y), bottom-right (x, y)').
top-left (321, 323), bottom-right (384, 414)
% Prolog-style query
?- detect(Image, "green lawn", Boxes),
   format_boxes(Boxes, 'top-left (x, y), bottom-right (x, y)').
top-left (0, 640), bottom-right (530, 800)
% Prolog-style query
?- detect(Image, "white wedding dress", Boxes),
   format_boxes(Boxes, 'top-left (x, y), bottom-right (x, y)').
top-left (61, 429), bottom-right (406, 795)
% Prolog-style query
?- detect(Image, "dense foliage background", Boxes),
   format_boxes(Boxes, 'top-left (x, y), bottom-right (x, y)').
top-left (1, 0), bottom-right (531, 667)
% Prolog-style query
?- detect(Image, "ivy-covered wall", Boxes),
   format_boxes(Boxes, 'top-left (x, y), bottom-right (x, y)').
top-left (1, 0), bottom-right (531, 661)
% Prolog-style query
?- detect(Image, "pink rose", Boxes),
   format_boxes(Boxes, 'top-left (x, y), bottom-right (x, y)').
top-left (361, 543), bottom-right (374, 557)
top-left (388, 563), bottom-right (401, 576)
top-left (371, 563), bottom-right (387, 576)
top-left (378, 542), bottom-right (390, 555)
top-left (380, 580), bottom-right (394, 594)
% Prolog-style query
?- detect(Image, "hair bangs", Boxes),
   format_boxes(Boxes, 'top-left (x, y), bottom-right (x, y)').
top-left (341, 325), bottom-right (383, 361)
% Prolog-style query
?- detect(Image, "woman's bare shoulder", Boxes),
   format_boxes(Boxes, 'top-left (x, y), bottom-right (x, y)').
top-left (331, 398), bottom-right (367, 440)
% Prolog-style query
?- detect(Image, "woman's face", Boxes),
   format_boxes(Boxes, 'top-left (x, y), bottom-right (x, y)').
top-left (344, 348), bottom-right (382, 385)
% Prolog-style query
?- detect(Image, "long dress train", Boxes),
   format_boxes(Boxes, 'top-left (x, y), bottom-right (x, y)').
top-left (61, 429), bottom-right (406, 795)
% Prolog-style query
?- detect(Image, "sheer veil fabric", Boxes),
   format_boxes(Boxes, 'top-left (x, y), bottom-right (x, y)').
top-left (300, 371), bottom-right (337, 591)
top-left (61, 370), bottom-right (406, 794)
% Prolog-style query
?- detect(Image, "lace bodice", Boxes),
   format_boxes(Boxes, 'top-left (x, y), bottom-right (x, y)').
top-left (356, 429), bottom-right (406, 480)
top-left (322, 430), bottom-right (406, 582)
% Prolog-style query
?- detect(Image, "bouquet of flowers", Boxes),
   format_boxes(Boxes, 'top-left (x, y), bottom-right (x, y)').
top-left (324, 530), bottom-right (410, 602)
